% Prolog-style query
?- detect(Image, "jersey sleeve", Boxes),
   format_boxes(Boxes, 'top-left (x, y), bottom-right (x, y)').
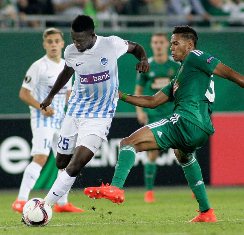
top-left (21, 62), bottom-right (39, 91)
top-left (109, 36), bottom-right (129, 59)
top-left (136, 71), bottom-right (148, 87)
top-left (188, 50), bottom-right (221, 75)
top-left (64, 45), bottom-right (73, 67)
top-left (161, 79), bottom-right (174, 101)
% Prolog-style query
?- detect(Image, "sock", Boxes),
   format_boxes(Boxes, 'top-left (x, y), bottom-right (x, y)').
top-left (56, 170), bottom-right (69, 205)
top-left (111, 145), bottom-right (136, 189)
top-left (18, 162), bottom-right (42, 201)
top-left (44, 170), bottom-right (76, 206)
top-left (181, 153), bottom-right (210, 212)
top-left (144, 162), bottom-right (157, 190)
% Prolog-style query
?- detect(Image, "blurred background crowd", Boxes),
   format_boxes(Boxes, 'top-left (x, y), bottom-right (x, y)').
top-left (0, 0), bottom-right (244, 29)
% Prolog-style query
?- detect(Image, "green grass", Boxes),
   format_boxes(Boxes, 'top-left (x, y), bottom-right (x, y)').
top-left (0, 187), bottom-right (244, 235)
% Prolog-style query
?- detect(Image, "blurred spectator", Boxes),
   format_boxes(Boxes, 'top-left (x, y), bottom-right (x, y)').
top-left (166, 0), bottom-right (211, 26)
top-left (201, 0), bottom-right (230, 27)
top-left (52, 0), bottom-right (86, 16)
top-left (223, 0), bottom-right (244, 26)
top-left (17, 0), bottom-right (45, 27)
top-left (0, 0), bottom-right (17, 27)
top-left (148, 0), bottom-right (166, 14)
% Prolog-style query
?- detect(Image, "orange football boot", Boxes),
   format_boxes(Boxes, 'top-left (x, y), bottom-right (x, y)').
top-left (53, 203), bottom-right (84, 213)
top-left (190, 208), bottom-right (217, 223)
top-left (12, 199), bottom-right (26, 213)
top-left (144, 190), bottom-right (155, 203)
top-left (84, 183), bottom-right (125, 204)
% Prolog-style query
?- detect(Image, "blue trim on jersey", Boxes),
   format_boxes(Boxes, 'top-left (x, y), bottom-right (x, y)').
top-left (102, 78), bottom-right (115, 117)
top-left (85, 83), bottom-right (99, 118)
top-left (68, 91), bottom-right (80, 116)
top-left (76, 85), bottom-right (90, 118)
top-left (94, 80), bottom-right (108, 117)
top-left (36, 109), bottom-right (41, 128)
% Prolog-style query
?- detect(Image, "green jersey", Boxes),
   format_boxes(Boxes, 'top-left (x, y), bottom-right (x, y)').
top-left (136, 57), bottom-right (180, 117)
top-left (162, 50), bottom-right (220, 135)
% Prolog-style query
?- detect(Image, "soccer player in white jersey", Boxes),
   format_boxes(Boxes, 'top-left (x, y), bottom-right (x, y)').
top-left (39, 15), bottom-right (149, 207)
top-left (12, 28), bottom-right (83, 213)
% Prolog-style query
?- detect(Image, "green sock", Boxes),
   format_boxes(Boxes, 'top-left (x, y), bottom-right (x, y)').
top-left (181, 153), bottom-right (210, 212)
top-left (144, 162), bottom-right (157, 190)
top-left (111, 145), bottom-right (136, 189)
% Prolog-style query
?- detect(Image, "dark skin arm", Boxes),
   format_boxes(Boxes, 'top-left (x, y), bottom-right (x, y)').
top-left (213, 63), bottom-right (244, 87)
top-left (127, 41), bottom-right (149, 73)
top-left (119, 90), bottom-right (169, 109)
top-left (40, 64), bottom-right (74, 110)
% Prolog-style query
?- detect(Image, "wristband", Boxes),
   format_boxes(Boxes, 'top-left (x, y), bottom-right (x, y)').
top-left (121, 93), bottom-right (128, 102)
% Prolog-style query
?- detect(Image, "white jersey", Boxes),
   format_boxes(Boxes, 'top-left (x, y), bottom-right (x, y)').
top-left (22, 55), bottom-right (72, 129)
top-left (65, 35), bottom-right (128, 118)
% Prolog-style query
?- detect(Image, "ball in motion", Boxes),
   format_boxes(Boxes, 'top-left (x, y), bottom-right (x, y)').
top-left (22, 198), bottom-right (52, 226)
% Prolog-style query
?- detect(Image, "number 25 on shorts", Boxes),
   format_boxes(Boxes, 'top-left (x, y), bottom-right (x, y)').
top-left (58, 135), bottom-right (69, 150)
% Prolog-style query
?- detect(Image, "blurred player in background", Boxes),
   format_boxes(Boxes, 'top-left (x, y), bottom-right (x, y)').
top-left (12, 28), bottom-right (83, 213)
top-left (135, 33), bottom-right (179, 203)
top-left (85, 25), bottom-right (244, 222)
top-left (39, 15), bottom-right (149, 207)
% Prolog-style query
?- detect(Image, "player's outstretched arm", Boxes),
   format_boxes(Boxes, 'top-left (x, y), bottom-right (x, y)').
top-left (213, 63), bottom-right (244, 87)
top-left (119, 90), bottom-right (169, 108)
top-left (127, 41), bottom-right (150, 73)
top-left (40, 64), bottom-right (74, 110)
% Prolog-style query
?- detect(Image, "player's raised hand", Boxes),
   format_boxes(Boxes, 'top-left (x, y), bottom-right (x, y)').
top-left (40, 96), bottom-right (53, 111)
top-left (136, 59), bottom-right (150, 73)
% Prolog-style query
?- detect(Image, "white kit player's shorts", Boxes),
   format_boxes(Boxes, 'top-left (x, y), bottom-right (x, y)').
top-left (31, 122), bottom-right (60, 157)
top-left (57, 116), bottom-right (112, 155)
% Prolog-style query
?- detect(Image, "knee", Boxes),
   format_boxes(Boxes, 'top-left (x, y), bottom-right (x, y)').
top-left (33, 155), bottom-right (47, 167)
top-left (120, 137), bottom-right (133, 148)
top-left (56, 153), bottom-right (71, 169)
top-left (174, 149), bottom-right (189, 164)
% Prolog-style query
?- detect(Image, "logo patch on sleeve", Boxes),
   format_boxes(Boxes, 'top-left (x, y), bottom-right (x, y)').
top-left (24, 76), bottom-right (32, 83)
top-left (207, 56), bottom-right (214, 64)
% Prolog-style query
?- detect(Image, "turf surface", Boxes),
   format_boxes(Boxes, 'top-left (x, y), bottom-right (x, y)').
top-left (0, 187), bottom-right (244, 235)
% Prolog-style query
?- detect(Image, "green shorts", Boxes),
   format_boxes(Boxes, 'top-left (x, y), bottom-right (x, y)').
top-left (147, 113), bottom-right (209, 153)
top-left (148, 115), bottom-right (163, 124)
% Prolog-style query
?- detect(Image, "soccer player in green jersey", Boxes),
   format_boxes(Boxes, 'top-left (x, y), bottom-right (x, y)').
top-left (84, 26), bottom-right (244, 222)
top-left (135, 33), bottom-right (179, 203)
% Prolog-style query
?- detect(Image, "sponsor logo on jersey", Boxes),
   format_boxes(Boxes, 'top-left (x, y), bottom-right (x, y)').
top-left (100, 57), bottom-right (108, 66)
top-left (207, 56), bottom-right (214, 64)
top-left (24, 76), bottom-right (32, 83)
top-left (79, 70), bottom-right (110, 84)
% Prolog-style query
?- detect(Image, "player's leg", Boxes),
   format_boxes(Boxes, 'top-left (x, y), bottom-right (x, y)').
top-left (51, 131), bottom-right (83, 212)
top-left (144, 150), bottom-right (159, 203)
top-left (44, 117), bottom-right (110, 206)
top-left (174, 149), bottom-right (216, 222)
top-left (45, 135), bottom-right (102, 206)
top-left (84, 126), bottom-right (160, 203)
top-left (12, 126), bottom-right (52, 213)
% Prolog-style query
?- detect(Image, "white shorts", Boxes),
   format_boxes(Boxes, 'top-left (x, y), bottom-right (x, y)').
top-left (57, 116), bottom-right (112, 155)
top-left (31, 121), bottom-right (60, 157)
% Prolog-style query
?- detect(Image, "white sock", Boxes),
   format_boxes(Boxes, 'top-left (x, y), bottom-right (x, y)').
top-left (18, 162), bottom-right (42, 201)
top-left (44, 170), bottom-right (76, 206)
top-left (56, 170), bottom-right (69, 205)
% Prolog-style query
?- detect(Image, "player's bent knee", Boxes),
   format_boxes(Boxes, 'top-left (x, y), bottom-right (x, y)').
top-left (56, 153), bottom-right (72, 169)
top-left (120, 137), bottom-right (133, 148)
top-left (174, 149), bottom-right (189, 164)
top-left (33, 155), bottom-right (48, 167)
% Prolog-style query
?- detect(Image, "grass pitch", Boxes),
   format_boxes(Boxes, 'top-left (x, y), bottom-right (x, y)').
top-left (0, 187), bottom-right (244, 235)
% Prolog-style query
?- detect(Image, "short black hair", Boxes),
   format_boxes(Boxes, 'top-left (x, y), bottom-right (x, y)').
top-left (173, 26), bottom-right (198, 47)
top-left (71, 15), bottom-right (95, 32)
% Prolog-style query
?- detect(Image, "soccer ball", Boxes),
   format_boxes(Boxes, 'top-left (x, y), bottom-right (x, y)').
top-left (22, 198), bottom-right (52, 226)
